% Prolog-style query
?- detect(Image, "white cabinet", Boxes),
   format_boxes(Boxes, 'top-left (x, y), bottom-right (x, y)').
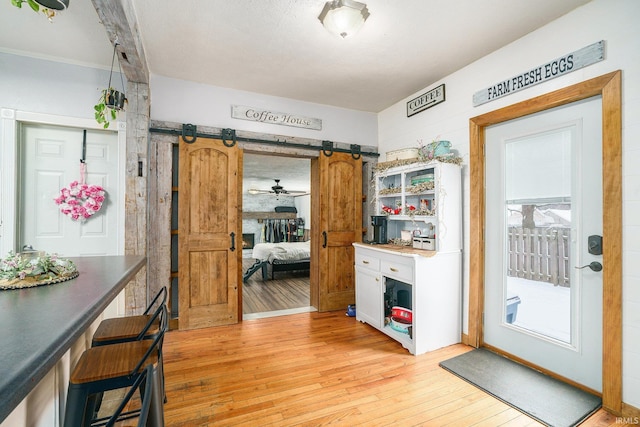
top-left (374, 161), bottom-right (461, 253)
top-left (355, 266), bottom-right (382, 329)
top-left (357, 159), bottom-right (462, 355)
top-left (354, 243), bottom-right (461, 355)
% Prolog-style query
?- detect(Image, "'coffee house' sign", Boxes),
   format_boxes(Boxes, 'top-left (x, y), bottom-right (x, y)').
top-left (231, 105), bottom-right (322, 131)
top-left (473, 40), bottom-right (605, 106)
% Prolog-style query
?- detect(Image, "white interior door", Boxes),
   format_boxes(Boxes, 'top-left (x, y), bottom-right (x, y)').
top-left (484, 96), bottom-right (603, 391)
top-left (19, 123), bottom-right (119, 256)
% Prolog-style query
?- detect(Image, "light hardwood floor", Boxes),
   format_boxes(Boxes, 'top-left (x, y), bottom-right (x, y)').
top-left (242, 258), bottom-right (310, 314)
top-left (162, 311), bottom-right (629, 426)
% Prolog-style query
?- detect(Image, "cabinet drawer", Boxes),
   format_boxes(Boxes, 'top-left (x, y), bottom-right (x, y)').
top-left (355, 253), bottom-right (380, 271)
top-left (381, 258), bottom-right (414, 283)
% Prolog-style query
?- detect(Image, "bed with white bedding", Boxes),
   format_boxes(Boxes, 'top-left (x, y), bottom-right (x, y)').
top-left (243, 241), bottom-right (311, 281)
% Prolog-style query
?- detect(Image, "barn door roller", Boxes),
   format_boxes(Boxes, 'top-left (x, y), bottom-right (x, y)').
top-left (350, 144), bottom-right (361, 160)
top-left (322, 140), bottom-right (334, 157)
top-left (152, 125), bottom-right (378, 157)
top-left (221, 128), bottom-right (237, 147)
top-left (181, 123), bottom-right (197, 143)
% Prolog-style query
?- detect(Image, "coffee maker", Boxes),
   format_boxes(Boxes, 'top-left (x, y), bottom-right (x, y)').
top-left (370, 215), bottom-right (388, 244)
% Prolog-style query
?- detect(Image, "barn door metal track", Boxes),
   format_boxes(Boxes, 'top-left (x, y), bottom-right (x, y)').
top-left (149, 124), bottom-right (378, 159)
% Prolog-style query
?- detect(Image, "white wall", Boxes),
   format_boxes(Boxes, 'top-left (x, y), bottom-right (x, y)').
top-left (378, 0), bottom-right (640, 408)
top-left (295, 194), bottom-right (311, 231)
top-left (149, 74), bottom-right (378, 147)
top-left (0, 52), bottom-right (121, 120)
top-left (0, 53), bottom-right (127, 257)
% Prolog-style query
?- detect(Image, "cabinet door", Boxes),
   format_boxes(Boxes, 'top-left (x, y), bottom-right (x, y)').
top-left (355, 267), bottom-right (382, 328)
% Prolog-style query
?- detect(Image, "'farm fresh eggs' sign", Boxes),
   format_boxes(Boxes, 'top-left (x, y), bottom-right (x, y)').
top-left (231, 105), bottom-right (322, 130)
top-left (473, 41), bottom-right (605, 106)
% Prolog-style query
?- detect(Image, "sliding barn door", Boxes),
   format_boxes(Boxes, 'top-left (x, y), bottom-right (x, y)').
top-left (312, 151), bottom-right (362, 312)
top-left (178, 138), bottom-right (242, 330)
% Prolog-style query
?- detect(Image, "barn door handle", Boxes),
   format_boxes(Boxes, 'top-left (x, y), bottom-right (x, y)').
top-left (322, 231), bottom-right (327, 248)
top-left (230, 232), bottom-right (236, 252)
top-left (575, 261), bottom-right (602, 272)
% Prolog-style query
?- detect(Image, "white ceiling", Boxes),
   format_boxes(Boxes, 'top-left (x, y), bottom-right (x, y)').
top-left (1, 0), bottom-right (592, 113)
top-left (0, 0), bottom-right (592, 191)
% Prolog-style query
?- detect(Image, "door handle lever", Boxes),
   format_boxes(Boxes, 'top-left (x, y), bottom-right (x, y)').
top-left (575, 261), bottom-right (602, 272)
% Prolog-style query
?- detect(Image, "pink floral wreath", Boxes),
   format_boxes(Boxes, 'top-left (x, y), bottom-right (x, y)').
top-left (54, 180), bottom-right (106, 221)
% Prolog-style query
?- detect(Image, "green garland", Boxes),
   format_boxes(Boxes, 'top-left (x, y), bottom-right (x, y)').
top-left (406, 182), bottom-right (435, 193)
top-left (373, 155), bottom-right (463, 173)
top-left (388, 238), bottom-right (413, 246)
top-left (379, 187), bottom-right (402, 196)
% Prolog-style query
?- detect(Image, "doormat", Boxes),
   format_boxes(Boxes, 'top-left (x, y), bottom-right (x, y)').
top-left (439, 348), bottom-right (601, 427)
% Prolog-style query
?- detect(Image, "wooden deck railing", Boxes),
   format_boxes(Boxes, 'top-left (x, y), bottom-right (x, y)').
top-left (507, 227), bottom-right (570, 287)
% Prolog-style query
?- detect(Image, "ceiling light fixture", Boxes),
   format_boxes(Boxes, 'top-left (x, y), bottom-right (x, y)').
top-left (318, 0), bottom-right (370, 39)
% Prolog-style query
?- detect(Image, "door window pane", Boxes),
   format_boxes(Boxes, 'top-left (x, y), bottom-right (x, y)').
top-left (504, 129), bottom-right (573, 344)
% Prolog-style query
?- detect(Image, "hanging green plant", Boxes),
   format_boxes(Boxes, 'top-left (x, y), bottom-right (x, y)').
top-left (94, 88), bottom-right (126, 129)
top-left (10, 0), bottom-right (67, 21)
top-left (94, 42), bottom-right (127, 129)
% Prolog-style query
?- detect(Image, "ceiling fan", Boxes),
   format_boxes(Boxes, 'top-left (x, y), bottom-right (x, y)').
top-left (248, 179), bottom-right (307, 196)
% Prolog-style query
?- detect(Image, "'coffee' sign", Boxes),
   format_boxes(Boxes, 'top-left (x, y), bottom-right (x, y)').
top-left (231, 105), bottom-right (322, 131)
top-left (473, 40), bottom-right (605, 106)
top-left (407, 84), bottom-right (445, 117)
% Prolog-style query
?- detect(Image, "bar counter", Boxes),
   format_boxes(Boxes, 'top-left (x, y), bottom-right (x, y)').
top-left (0, 255), bottom-right (146, 423)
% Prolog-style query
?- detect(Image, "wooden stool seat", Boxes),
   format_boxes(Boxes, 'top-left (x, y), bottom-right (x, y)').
top-left (92, 287), bottom-right (167, 348)
top-left (92, 314), bottom-right (159, 346)
top-left (71, 340), bottom-right (159, 384)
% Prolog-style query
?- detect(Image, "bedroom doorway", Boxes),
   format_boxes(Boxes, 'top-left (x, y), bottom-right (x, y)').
top-left (242, 153), bottom-right (315, 319)
top-left (165, 132), bottom-right (371, 329)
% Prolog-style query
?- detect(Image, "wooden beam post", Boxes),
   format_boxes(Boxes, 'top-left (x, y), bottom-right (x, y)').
top-left (91, 0), bottom-right (151, 314)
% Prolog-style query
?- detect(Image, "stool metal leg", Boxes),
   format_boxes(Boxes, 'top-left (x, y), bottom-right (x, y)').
top-left (147, 364), bottom-right (165, 427)
top-left (64, 384), bottom-right (90, 427)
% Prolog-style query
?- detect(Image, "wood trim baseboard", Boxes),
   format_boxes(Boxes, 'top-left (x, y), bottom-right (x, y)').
top-left (621, 402), bottom-right (640, 419)
top-left (468, 70), bottom-right (623, 412)
top-left (460, 333), bottom-right (469, 346)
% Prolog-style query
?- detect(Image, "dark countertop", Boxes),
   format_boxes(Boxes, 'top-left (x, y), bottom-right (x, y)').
top-left (0, 255), bottom-right (146, 423)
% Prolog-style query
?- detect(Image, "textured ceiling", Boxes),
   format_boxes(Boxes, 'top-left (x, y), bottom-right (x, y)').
top-left (0, 0), bottom-right (592, 113)
top-left (130, 0), bottom-right (592, 112)
top-left (0, 0), bottom-right (592, 190)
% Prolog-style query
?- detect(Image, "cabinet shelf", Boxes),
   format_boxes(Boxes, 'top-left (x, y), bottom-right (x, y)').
top-left (385, 215), bottom-right (436, 221)
top-left (405, 190), bottom-right (435, 196)
top-left (383, 324), bottom-right (413, 344)
top-left (374, 161), bottom-right (461, 253)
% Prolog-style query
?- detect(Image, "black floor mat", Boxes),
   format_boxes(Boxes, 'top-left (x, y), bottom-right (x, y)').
top-left (439, 348), bottom-right (601, 427)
